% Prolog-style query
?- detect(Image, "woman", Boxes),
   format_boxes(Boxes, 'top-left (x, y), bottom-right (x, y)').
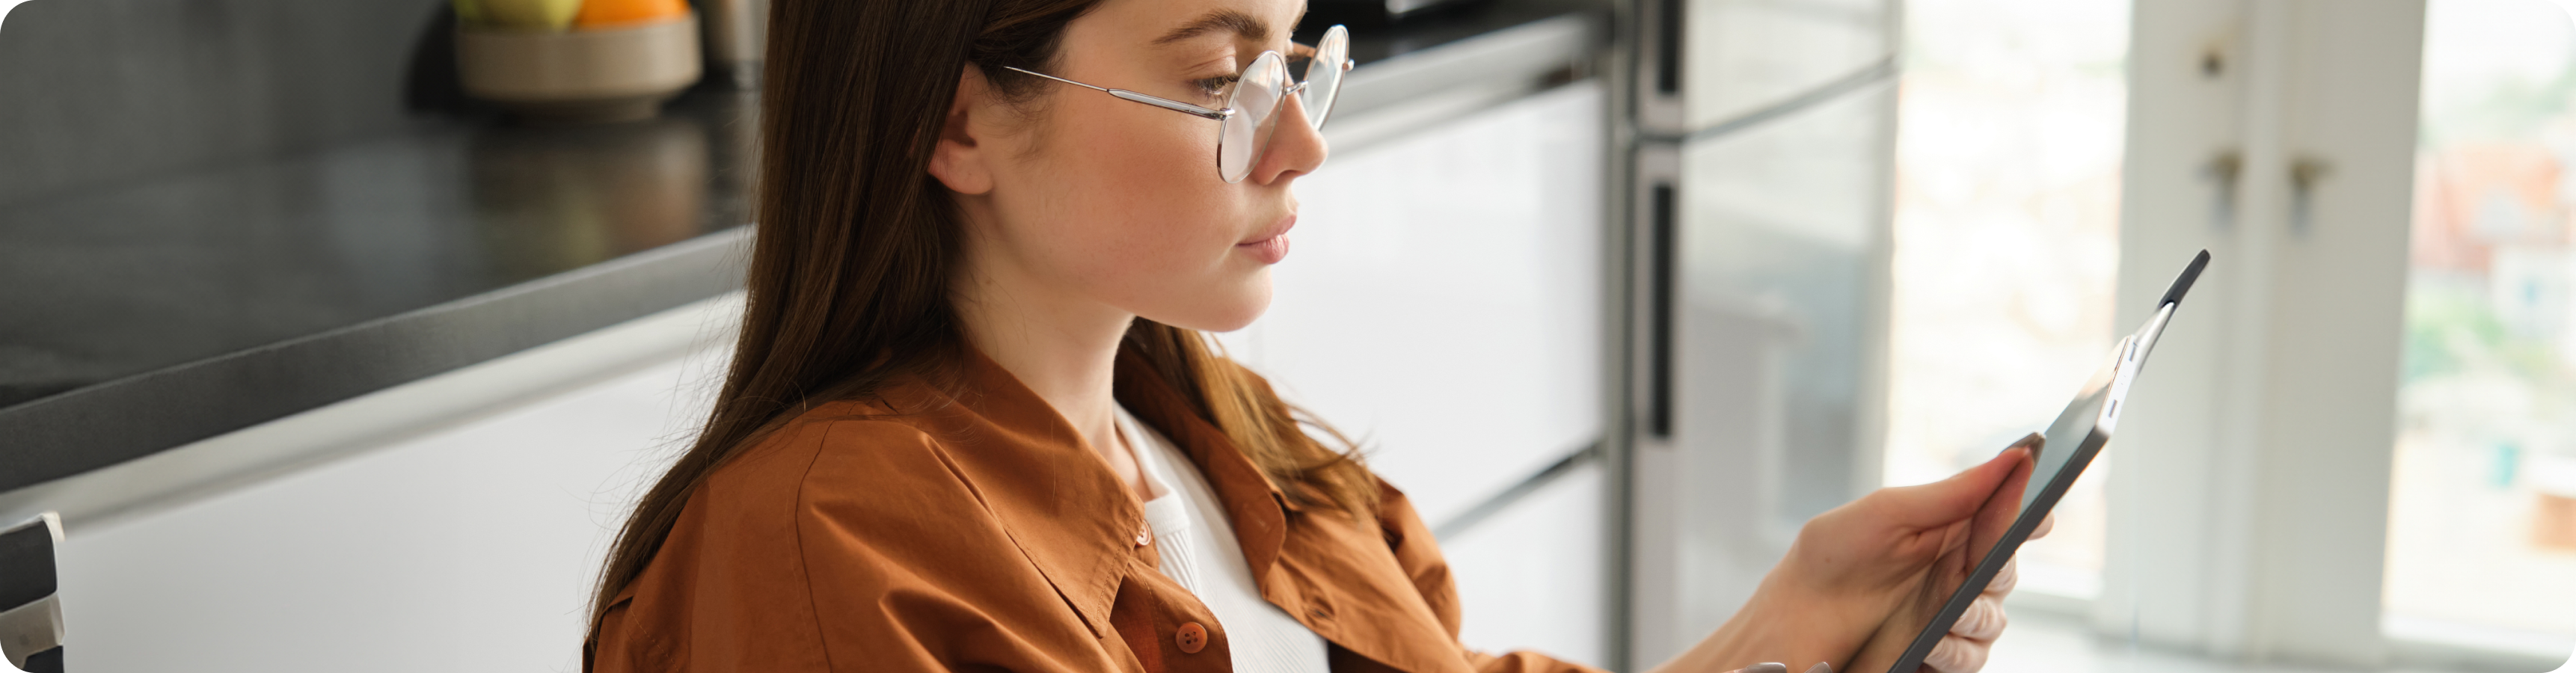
top-left (582, 0), bottom-right (2043, 671)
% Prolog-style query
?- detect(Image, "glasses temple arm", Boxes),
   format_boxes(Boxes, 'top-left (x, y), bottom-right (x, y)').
top-left (999, 66), bottom-right (1230, 121)
top-left (999, 66), bottom-right (1106, 93)
top-left (1105, 90), bottom-right (1231, 120)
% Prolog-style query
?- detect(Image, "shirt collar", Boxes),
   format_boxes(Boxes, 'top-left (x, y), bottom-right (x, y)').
top-left (1109, 347), bottom-right (1296, 591)
top-left (878, 347), bottom-right (1144, 638)
top-left (900, 345), bottom-right (1298, 609)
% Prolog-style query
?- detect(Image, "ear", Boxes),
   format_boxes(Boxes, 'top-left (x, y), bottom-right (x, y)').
top-left (927, 65), bottom-right (996, 195)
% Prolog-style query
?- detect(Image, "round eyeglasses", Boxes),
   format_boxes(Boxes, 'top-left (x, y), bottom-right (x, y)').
top-left (1003, 24), bottom-right (1353, 184)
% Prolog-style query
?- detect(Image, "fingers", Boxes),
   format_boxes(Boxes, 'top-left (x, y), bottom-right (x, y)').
top-left (1870, 444), bottom-right (2035, 529)
top-left (2029, 512), bottom-right (2057, 541)
top-left (1964, 443), bottom-right (2039, 563)
top-left (1926, 594), bottom-right (2011, 673)
top-left (1923, 633), bottom-right (1991, 673)
top-left (1951, 593), bottom-right (2009, 641)
top-left (1984, 558), bottom-right (2018, 596)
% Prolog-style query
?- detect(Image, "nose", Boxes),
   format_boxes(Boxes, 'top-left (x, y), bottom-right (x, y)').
top-left (1248, 90), bottom-right (1328, 185)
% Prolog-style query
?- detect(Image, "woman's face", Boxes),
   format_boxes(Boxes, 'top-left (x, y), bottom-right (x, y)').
top-left (933, 0), bottom-right (1327, 334)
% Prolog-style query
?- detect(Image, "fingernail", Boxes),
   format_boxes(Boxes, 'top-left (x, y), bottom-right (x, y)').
top-left (1726, 664), bottom-right (1787, 673)
top-left (1805, 663), bottom-right (1833, 673)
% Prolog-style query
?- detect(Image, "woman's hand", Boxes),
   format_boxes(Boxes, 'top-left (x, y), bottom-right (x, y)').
top-left (1650, 435), bottom-right (2043, 673)
top-left (1814, 434), bottom-right (2043, 673)
top-left (1919, 512), bottom-right (2052, 673)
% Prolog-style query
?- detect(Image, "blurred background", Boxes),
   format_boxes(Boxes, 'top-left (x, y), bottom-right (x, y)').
top-left (2, 0), bottom-right (2574, 672)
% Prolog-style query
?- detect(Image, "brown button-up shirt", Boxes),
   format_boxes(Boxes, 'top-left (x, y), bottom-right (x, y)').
top-left (586, 348), bottom-right (1601, 673)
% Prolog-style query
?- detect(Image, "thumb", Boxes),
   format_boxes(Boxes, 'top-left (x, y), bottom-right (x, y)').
top-left (1873, 434), bottom-right (2039, 529)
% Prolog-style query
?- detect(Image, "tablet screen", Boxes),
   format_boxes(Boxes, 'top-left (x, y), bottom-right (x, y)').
top-left (2028, 356), bottom-right (2115, 511)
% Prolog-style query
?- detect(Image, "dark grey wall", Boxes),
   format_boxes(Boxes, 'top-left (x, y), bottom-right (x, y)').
top-left (0, 0), bottom-right (447, 207)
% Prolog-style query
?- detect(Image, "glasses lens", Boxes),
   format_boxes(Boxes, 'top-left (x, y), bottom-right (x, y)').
top-left (1302, 25), bottom-right (1349, 129)
top-left (1218, 51), bottom-right (1289, 182)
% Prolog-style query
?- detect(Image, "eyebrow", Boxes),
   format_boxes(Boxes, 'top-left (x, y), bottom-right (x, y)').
top-left (1153, 9), bottom-right (1272, 46)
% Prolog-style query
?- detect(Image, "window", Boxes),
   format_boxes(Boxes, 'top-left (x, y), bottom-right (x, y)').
top-left (2386, 0), bottom-right (2576, 645)
top-left (1886, 0), bottom-right (2131, 600)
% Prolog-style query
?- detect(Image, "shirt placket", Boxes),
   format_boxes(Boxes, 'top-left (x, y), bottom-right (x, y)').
top-left (1114, 547), bottom-right (1236, 673)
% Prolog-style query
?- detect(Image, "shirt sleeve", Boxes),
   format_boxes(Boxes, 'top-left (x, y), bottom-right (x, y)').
top-left (1372, 478), bottom-right (1610, 673)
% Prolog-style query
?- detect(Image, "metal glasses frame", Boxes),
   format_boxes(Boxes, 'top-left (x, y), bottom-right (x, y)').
top-left (999, 25), bottom-right (1355, 180)
top-left (999, 50), bottom-right (1351, 122)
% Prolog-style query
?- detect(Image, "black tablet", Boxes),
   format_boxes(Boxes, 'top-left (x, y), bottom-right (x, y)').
top-left (1880, 250), bottom-right (2209, 673)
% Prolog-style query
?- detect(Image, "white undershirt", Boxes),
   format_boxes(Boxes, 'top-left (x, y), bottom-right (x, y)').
top-left (1117, 405), bottom-right (1331, 673)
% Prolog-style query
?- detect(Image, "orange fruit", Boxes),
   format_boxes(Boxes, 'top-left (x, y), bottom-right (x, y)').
top-left (574, 0), bottom-right (690, 28)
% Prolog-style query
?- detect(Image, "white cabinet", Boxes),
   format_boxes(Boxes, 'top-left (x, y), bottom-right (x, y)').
top-left (52, 344), bottom-right (714, 673)
top-left (1232, 82), bottom-right (1607, 529)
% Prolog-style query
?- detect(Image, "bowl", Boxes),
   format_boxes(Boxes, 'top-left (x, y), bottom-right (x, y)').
top-left (456, 13), bottom-right (703, 124)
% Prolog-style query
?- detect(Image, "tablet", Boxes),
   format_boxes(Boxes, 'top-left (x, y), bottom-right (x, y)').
top-left (1878, 250), bottom-right (2209, 673)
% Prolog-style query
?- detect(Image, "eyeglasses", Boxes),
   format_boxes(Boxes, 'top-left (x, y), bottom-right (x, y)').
top-left (1004, 25), bottom-right (1352, 184)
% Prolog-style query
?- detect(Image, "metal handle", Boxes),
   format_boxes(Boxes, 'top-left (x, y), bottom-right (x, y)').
top-left (2203, 149), bottom-right (2242, 230)
top-left (1655, 0), bottom-right (1684, 94)
top-left (1648, 182), bottom-right (1678, 438)
top-left (2290, 156), bottom-right (2333, 235)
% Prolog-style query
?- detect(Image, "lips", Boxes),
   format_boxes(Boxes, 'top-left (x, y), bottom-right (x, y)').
top-left (1240, 214), bottom-right (1295, 245)
top-left (1236, 214), bottom-right (1295, 265)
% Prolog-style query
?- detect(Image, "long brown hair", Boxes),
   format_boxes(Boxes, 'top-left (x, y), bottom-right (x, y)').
top-left (587, 0), bottom-right (1375, 636)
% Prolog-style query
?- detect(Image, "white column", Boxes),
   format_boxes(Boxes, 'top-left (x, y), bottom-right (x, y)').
top-left (2103, 0), bottom-right (2425, 666)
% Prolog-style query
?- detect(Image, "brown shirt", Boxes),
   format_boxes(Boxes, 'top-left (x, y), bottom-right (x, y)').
top-left (586, 348), bottom-right (1601, 673)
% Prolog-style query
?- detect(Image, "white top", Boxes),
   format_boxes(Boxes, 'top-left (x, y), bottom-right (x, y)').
top-left (1117, 405), bottom-right (1331, 673)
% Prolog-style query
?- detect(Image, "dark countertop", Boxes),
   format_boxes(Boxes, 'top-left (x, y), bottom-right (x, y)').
top-left (0, 0), bottom-right (1607, 495)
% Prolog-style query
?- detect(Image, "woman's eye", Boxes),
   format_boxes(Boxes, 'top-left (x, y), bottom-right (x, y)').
top-left (1194, 74), bottom-right (1239, 98)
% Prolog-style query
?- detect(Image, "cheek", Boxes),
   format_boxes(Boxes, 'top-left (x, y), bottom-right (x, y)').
top-left (1007, 107), bottom-right (1269, 319)
top-left (1059, 115), bottom-right (1228, 255)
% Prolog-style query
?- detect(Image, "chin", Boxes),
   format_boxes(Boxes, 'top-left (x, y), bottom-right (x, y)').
top-left (1155, 301), bottom-right (1266, 333)
top-left (1197, 310), bottom-right (1263, 333)
top-left (1141, 279), bottom-right (1272, 334)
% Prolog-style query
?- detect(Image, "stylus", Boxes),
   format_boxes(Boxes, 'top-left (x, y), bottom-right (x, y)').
top-left (2159, 250), bottom-right (2211, 309)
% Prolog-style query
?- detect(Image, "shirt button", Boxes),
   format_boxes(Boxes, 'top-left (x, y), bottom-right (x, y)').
top-left (1175, 622), bottom-right (1208, 654)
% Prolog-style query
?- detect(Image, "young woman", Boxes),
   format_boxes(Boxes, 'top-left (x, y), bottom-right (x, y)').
top-left (581, 0), bottom-right (2045, 671)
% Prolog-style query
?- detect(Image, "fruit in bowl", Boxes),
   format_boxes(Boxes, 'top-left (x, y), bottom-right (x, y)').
top-left (454, 0), bottom-right (703, 123)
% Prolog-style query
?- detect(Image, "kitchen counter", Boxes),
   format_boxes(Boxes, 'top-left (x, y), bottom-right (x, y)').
top-left (0, 0), bottom-right (1607, 496)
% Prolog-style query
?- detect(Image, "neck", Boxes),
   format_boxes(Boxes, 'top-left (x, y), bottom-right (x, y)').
top-left (951, 245), bottom-right (1133, 464)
